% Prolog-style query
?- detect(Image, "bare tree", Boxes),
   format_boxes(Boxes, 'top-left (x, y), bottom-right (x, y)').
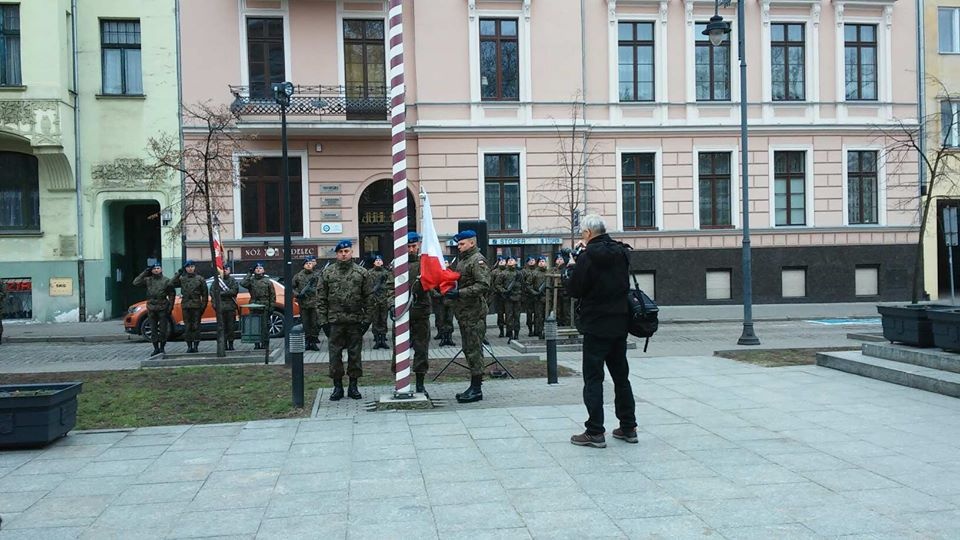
top-left (878, 78), bottom-right (960, 303)
top-left (147, 102), bottom-right (257, 357)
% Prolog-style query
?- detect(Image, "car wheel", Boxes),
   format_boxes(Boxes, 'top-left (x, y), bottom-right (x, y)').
top-left (268, 310), bottom-right (284, 338)
top-left (138, 315), bottom-right (171, 341)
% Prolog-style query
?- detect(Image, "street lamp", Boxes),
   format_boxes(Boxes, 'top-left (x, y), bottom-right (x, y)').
top-left (273, 81), bottom-right (303, 406)
top-left (703, 0), bottom-right (760, 345)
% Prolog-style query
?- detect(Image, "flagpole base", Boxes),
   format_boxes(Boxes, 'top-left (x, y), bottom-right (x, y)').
top-left (376, 393), bottom-right (433, 411)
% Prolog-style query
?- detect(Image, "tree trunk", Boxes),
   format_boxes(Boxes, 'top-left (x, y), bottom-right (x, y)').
top-left (912, 183), bottom-right (936, 304)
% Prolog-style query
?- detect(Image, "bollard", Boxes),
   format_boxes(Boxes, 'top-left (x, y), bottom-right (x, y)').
top-left (289, 324), bottom-right (305, 408)
top-left (545, 312), bottom-right (558, 384)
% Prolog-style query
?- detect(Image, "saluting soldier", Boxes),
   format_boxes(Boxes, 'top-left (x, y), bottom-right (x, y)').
top-left (133, 261), bottom-right (175, 355)
top-left (521, 256), bottom-right (537, 336)
top-left (405, 232), bottom-right (432, 393)
top-left (497, 256), bottom-right (523, 342)
top-left (293, 255), bottom-right (321, 351)
top-left (217, 264), bottom-right (240, 350)
top-left (241, 262), bottom-right (276, 350)
top-left (172, 259), bottom-right (209, 353)
top-left (318, 239), bottom-right (373, 401)
top-left (528, 256), bottom-right (549, 339)
top-left (369, 255), bottom-right (394, 350)
top-left (491, 256), bottom-right (507, 337)
top-left (444, 230), bottom-right (491, 403)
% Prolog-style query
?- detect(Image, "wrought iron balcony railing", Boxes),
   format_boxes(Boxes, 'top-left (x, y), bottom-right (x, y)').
top-left (228, 84), bottom-right (390, 121)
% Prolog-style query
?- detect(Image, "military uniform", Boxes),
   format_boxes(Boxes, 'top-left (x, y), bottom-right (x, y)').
top-left (547, 259), bottom-right (571, 327)
top-left (408, 257), bottom-right (432, 376)
top-left (0, 279), bottom-right (6, 344)
top-left (521, 259), bottom-right (537, 335)
top-left (368, 261), bottom-right (394, 349)
top-left (496, 263), bottom-right (523, 340)
top-left (317, 259), bottom-right (372, 383)
top-left (217, 270), bottom-right (240, 350)
top-left (172, 264), bottom-right (209, 353)
top-left (292, 264), bottom-right (321, 350)
top-left (133, 266), bottom-right (175, 354)
top-left (431, 289), bottom-right (455, 346)
top-left (241, 266), bottom-right (276, 349)
top-left (528, 264), bottom-right (549, 338)
top-left (490, 259), bottom-right (506, 337)
top-left (448, 245), bottom-right (490, 374)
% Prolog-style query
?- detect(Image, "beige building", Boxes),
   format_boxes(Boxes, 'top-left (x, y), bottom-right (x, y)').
top-left (181, 0), bottom-right (920, 305)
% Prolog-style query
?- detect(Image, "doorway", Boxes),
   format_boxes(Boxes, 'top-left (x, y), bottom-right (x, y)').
top-left (357, 179), bottom-right (416, 263)
top-left (107, 201), bottom-right (161, 318)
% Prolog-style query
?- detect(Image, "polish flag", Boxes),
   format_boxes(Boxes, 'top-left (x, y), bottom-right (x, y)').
top-left (418, 190), bottom-right (460, 294)
top-left (213, 225), bottom-right (228, 291)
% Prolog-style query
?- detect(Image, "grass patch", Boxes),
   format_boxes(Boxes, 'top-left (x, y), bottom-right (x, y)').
top-left (1, 359), bottom-right (571, 430)
top-left (715, 347), bottom-right (858, 368)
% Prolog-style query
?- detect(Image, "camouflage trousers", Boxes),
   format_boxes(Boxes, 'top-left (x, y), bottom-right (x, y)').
top-left (453, 302), bottom-right (487, 376)
top-left (372, 304), bottom-right (390, 335)
top-left (504, 300), bottom-right (521, 334)
top-left (328, 322), bottom-right (364, 379)
top-left (219, 310), bottom-right (236, 342)
top-left (533, 298), bottom-right (546, 336)
top-left (300, 306), bottom-right (320, 341)
top-left (523, 298), bottom-right (536, 328)
top-left (147, 309), bottom-right (170, 344)
top-left (182, 307), bottom-right (203, 342)
top-left (393, 309), bottom-right (430, 374)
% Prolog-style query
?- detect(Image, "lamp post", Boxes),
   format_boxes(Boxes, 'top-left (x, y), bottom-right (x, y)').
top-left (272, 81), bottom-right (296, 363)
top-left (703, 0), bottom-right (760, 345)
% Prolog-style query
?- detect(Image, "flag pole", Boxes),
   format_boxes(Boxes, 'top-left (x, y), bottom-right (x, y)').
top-left (388, 0), bottom-right (412, 397)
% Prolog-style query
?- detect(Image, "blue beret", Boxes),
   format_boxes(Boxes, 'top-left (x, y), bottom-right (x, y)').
top-left (407, 232), bottom-right (422, 244)
top-left (556, 253), bottom-right (564, 258)
top-left (374, 255), bottom-right (383, 261)
top-left (151, 261), bottom-right (163, 269)
top-left (335, 239), bottom-right (353, 251)
top-left (506, 255), bottom-right (516, 261)
top-left (223, 263), bottom-right (232, 270)
top-left (254, 261), bottom-right (264, 270)
top-left (497, 256), bottom-right (504, 261)
top-left (454, 230), bottom-right (476, 242)
top-left (183, 259), bottom-right (196, 268)
top-left (304, 255), bottom-right (316, 263)
top-left (526, 256), bottom-right (535, 263)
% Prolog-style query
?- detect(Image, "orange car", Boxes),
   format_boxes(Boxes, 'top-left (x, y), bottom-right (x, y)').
top-left (124, 277), bottom-right (300, 341)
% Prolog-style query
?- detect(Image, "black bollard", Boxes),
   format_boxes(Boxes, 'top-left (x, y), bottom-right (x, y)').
top-left (545, 312), bottom-right (558, 384)
top-left (289, 324), bottom-right (305, 408)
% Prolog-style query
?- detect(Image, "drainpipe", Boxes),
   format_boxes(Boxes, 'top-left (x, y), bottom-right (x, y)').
top-left (579, 0), bottom-right (588, 235)
top-left (71, 0), bottom-right (85, 322)
top-left (917, 0), bottom-right (926, 198)
top-left (176, 0), bottom-right (186, 267)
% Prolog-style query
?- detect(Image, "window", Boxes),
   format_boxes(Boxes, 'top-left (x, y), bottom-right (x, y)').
top-left (479, 18), bottom-right (519, 101)
top-left (344, 19), bottom-right (387, 120)
top-left (695, 22), bottom-right (730, 101)
top-left (848, 150), bottom-right (878, 225)
top-left (706, 269), bottom-right (732, 300)
top-left (844, 24), bottom-right (877, 101)
top-left (618, 22), bottom-right (655, 102)
top-left (698, 152), bottom-right (732, 228)
top-left (781, 267), bottom-right (806, 298)
top-left (942, 101), bottom-right (960, 148)
top-left (0, 4), bottom-right (20, 86)
top-left (773, 151), bottom-right (806, 226)
top-left (771, 23), bottom-right (805, 101)
top-left (240, 157), bottom-right (303, 237)
top-left (855, 265), bottom-right (879, 296)
top-left (940, 8), bottom-right (960, 53)
top-left (621, 153), bottom-right (656, 230)
top-left (247, 17), bottom-right (285, 100)
top-left (101, 20), bottom-right (142, 95)
top-left (0, 152), bottom-right (40, 231)
top-left (2, 278), bottom-right (32, 319)
top-left (484, 153), bottom-right (521, 232)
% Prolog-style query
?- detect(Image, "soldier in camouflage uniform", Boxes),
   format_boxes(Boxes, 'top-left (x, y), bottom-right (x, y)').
top-left (369, 255), bottom-right (394, 350)
top-left (527, 256), bottom-right (549, 339)
top-left (444, 230), bottom-right (491, 403)
top-left (522, 256), bottom-right (537, 336)
top-left (241, 262), bottom-right (276, 350)
top-left (404, 232), bottom-right (432, 393)
top-left (217, 264), bottom-right (240, 350)
top-left (292, 256), bottom-right (321, 351)
top-left (318, 239), bottom-right (373, 401)
top-left (550, 253), bottom-right (571, 327)
top-left (133, 262), bottom-right (175, 355)
top-left (172, 260), bottom-right (209, 353)
top-left (496, 256), bottom-right (523, 342)
top-left (431, 289), bottom-right (455, 346)
top-left (491, 256), bottom-right (506, 337)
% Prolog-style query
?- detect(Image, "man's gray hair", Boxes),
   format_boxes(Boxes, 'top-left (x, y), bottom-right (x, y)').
top-left (579, 214), bottom-right (606, 235)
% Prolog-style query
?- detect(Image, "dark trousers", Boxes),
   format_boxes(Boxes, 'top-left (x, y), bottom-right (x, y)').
top-left (148, 309), bottom-right (169, 344)
top-left (220, 310), bottom-right (236, 341)
top-left (182, 307), bottom-right (203, 341)
top-left (328, 322), bottom-right (364, 379)
top-left (300, 306), bottom-right (319, 341)
top-left (581, 333), bottom-right (636, 435)
top-left (411, 310), bottom-right (430, 373)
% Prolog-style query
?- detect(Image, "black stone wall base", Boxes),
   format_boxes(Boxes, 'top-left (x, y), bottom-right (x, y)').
top-left (629, 244), bottom-right (918, 305)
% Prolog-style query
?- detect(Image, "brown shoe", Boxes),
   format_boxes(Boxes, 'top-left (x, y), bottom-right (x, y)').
top-left (570, 432), bottom-right (606, 448)
top-left (612, 427), bottom-right (638, 444)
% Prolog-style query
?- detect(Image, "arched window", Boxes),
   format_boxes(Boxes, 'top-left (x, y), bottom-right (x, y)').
top-left (0, 152), bottom-right (40, 231)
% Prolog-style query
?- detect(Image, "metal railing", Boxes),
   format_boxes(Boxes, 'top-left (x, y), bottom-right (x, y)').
top-left (228, 84), bottom-right (390, 120)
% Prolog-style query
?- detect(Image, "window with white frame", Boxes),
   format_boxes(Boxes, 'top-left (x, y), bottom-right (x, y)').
top-left (773, 151), bottom-right (806, 226)
top-left (621, 153), bottom-right (656, 230)
top-left (942, 101), bottom-right (960, 148)
top-left (484, 153), bottom-right (521, 232)
top-left (618, 21), bottom-right (655, 102)
top-left (844, 24), bottom-right (877, 101)
top-left (240, 156), bottom-right (302, 237)
top-left (695, 22), bottom-right (730, 101)
top-left (698, 152), bottom-right (733, 228)
top-left (479, 18), bottom-right (519, 101)
top-left (847, 150), bottom-right (878, 225)
top-left (939, 7), bottom-right (960, 53)
top-left (247, 17), bottom-right (285, 100)
top-left (771, 23), bottom-right (805, 101)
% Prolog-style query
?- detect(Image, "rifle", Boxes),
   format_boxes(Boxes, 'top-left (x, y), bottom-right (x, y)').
top-left (501, 273), bottom-right (519, 299)
top-left (298, 274), bottom-right (320, 300)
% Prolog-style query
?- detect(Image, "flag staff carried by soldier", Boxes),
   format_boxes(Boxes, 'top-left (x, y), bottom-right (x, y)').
top-left (133, 261), bottom-right (175, 355)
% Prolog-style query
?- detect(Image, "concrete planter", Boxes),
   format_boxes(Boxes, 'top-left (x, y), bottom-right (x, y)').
top-left (927, 309), bottom-right (960, 352)
top-left (877, 304), bottom-right (952, 348)
top-left (0, 382), bottom-right (83, 449)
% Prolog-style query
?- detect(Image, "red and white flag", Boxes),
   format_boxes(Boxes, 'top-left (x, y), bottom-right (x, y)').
top-left (212, 224), bottom-right (228, 291)
top-left (418, 190), bottom-right (460, 294)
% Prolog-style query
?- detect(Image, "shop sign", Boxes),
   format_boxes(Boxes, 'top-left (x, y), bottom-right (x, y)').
top-left (240, 245), bottom-right (319, 260)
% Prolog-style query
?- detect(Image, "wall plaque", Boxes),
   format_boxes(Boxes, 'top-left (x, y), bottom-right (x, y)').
top-left (319, 184), bottom-right (341, 193)
top-left (49, 278), bottom-right (73, 296)
top-left (321, 211), bottom-right (341, 220)
top-left (321, 197), bottom-right (341, 207)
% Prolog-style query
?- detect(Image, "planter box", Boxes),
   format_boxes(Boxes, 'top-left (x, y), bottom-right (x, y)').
top-left (877, 304), bottom-right (952, 348)
top-left (927, 309), bottom-right (960, 352)
top-left (0, 382), bottom-right (83, 449)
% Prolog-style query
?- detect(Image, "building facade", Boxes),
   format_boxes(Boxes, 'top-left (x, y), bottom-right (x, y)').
top-left (0, 0), bottom-right (182, 322)
top-left (181, 0), bottom-right (920, 305)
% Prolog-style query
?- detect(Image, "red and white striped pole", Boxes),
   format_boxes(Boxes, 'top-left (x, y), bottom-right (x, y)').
top-left (388, 0), bottom-right (412, 397)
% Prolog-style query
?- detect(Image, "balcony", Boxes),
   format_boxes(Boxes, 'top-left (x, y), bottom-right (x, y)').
top-left (228, 84), bottom-right (391, 136)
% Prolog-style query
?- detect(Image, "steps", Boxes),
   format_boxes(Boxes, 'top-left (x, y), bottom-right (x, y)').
top-left (817, 344), bottom-right (960, 398)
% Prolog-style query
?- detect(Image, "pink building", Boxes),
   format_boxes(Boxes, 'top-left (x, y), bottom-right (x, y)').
top-left (180, 0), bottom-right (919, 305)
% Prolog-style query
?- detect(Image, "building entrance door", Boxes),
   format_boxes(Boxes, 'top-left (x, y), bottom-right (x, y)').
top-left (107, 201), bottom-right (161, 318)
top-left (357, 179), bottom-right (417, 264)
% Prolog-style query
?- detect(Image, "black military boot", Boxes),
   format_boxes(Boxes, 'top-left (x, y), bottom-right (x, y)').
top-left (152, 342), bottom-right (161, 355)
top-left (329, 379), bottom-right (344, 401)
top-left (498, 327), bottom-right (504, 338)
top-left (159, 341), bottom-right (167, 354)
top-left (527, 325), bottom-right (533, 337)
top-left (254, 342), bottom-right (262, 350)
top-left (347, 378), bottom-right (362, 400)
top-left (434, 331), bottom-right (442, 340)
top-left (377, 334), bottom-right (388, 349)
top-left (307, 337), bottom-right (320, 351)
top-left (415, 373), bottom-right (426, 394)
top-left (456, 375), bottom-right (483, 403)
top-left (226, 341), bottom-right (234, 351)
top-left (193, 341), bottom-right (201, 352)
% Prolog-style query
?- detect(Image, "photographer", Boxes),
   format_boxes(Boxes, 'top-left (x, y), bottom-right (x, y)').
top-left (564, 214), bottom-right (637, 448)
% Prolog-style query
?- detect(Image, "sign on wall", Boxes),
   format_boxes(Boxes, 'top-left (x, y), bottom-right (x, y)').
top-left (239, 245), bottom-right (319, 260)
top-left (49, 278), bottom-right (73, 297)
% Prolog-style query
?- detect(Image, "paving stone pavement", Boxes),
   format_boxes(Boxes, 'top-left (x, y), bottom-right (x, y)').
top-left (2, 355), bottom-right (960, 539)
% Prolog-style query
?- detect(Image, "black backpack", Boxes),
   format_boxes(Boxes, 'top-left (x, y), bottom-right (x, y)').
top-left (623, 252), bottom-right (659, 351)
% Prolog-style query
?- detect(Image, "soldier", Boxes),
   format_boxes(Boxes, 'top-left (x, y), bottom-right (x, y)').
top-left (318, 239), bottom-right (373, 401)
top-left (241, 262), bottom-right (276, 350)
top-left (551, 253), bottom-right (571, 327)
top-left (528, 256), bottom-right (549, 339)
top-left (293, 255), bottom-right (321, 351)
top-left (431, 289), bottom-right (456, 347)
top-left (405, 232), bottom-right (432, 393)
top-left (172, 259), bottom-right (209, 353)
top-left (133, 262), bottom-right (175, 355)
top-left (217, 264), bottom-right (240, 350)
top-left (491, 256), bottom-right (506, 337)
top-left (522, 256), bottom-right (537, 336)
top-left (444, 230), bottom-right (491, 403)
top-left (497, 256), bottom-right (523, 342)
top-left (369, 255), bottom-right (394, 350)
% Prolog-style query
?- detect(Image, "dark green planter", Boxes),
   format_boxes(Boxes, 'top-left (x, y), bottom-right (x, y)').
top-left (927, 309), bottom-right (960, 352)
top-left (877, 304), bottom-right (952, 348)
top-left (0, 382), bottom-right (83, 449)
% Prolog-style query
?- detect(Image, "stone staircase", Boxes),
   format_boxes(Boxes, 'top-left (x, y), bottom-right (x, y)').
top-left (817, 343), bottom-right (960, 398)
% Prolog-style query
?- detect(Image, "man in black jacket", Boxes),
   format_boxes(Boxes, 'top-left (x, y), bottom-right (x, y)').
top-left (564, 214), bottom-right (637, 448)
